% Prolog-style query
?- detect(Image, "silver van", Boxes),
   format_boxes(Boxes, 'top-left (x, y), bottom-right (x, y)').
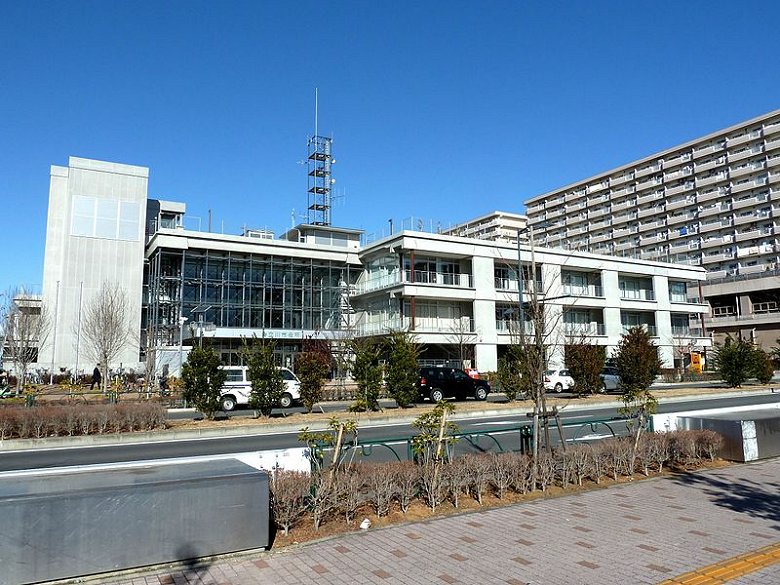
top-left (219, 366), bottom-right (301, 411)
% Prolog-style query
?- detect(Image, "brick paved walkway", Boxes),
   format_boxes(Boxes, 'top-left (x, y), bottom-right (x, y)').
top-left (101, 458), bottom-right (780, 585)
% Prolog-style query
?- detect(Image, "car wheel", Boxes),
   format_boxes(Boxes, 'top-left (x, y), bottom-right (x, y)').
top-left (279, 393), bottom-right (293, 408)
top-left (430, 388), bottom-right (444, 402)
top-left (600, 382), bottom-right (608, 394)
top-left (554, 383), bottom-right (563, 393)
top-left (474, 386), bottom-right (488, 401)
top-left (221, 395), bottom-right (237, 412)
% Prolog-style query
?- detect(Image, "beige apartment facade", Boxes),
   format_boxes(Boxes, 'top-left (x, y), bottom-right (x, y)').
top-left (524, 110), bottom-right (780, 348)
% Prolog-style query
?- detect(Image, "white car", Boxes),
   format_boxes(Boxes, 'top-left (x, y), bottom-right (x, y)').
top-left (219, 366), bottom-right (301, 411)
top-left (544, 369), bottom-right (574, 393)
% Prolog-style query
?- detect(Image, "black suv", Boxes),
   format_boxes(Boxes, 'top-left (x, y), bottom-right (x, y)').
top-left (418, 367), bottom-right (491, 402)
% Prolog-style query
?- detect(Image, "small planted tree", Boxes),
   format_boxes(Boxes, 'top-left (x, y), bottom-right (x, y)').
top-left (712, 336), bottom-right (755, 387)
top-left (411, 401), bottom-right (458, 511)
top-left (751, 347), bottom-right (775, 384)
top-left (348, 337), bottom-right (383, 412)
top-left (384, 331), bottom-right (422, 408)
top-left (614, 326), bottom-right (662, 467)
top-left (2, 290), bottom-right (50, 394)
top-left (242, 338), bottom-right (284, 417)
top-left (296, 351), bottom-right (330, 413)
top-left (565, 341), bottom-right (606, 396)
top-left (181, 345), bottom-right (226, 420)
top-left (496, 344), bottom-right (526, 401)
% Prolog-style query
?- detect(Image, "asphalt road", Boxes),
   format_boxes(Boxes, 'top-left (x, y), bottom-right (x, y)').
top-left (0, 392), bottom-right (778, 472)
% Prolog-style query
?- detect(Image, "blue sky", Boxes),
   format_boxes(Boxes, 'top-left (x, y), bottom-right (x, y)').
top-left (2, 1), bottom-right (779, 294)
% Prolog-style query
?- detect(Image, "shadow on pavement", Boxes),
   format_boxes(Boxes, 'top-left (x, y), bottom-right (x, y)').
top-left (166, 543), bottom-right (214, 584)
top-left (670, 467), bottom-right (780, 526)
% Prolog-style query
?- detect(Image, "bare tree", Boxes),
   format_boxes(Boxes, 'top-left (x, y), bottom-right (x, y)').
top-left (81, 282), bottom-right (133, 392)
top-left (445, 317), bottom-right (476, 368)
top-left (2, 290), bottom-right (51, 394)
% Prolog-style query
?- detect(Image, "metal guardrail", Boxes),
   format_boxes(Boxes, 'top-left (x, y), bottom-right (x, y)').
top-left (322, 416), bottom-right (643, 464)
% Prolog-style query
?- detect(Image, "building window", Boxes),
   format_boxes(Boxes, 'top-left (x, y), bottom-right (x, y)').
top-left (70, 196), bottom-right (140, 242)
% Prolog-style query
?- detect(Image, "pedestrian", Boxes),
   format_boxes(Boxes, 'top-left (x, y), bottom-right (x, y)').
top-left (90, 364), bottom-right (102, 391)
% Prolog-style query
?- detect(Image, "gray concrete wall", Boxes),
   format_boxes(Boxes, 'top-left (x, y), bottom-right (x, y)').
top-left (0, 459), bottom-right (270, 585)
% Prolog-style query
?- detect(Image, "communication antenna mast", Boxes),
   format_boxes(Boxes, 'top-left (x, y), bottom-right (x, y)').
top-left (307, 88), bottom-right (335, 225)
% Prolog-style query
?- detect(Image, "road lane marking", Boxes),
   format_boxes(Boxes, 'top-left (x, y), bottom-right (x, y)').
top-left (658, 541), bottom-right (780, 584)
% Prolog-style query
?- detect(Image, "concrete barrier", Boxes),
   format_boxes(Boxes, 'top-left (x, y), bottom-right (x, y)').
top-left (0, 458), bottom-right (270, 585)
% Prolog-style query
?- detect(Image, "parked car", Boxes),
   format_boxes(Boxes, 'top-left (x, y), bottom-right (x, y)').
top-left (600, 366), bottom-right (621, 392)
top-left (418, 367), bottom-right (491, 402)
top-left (218, 366), bottom-right (301, 411)
top-left (544, 369), bottom-right (574, 393)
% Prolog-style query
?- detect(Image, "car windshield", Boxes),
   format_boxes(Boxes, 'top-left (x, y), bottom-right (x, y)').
top-left (544, 370), bottom-right (556, 376)
top-left (281, 369), bottom-right (297, 381)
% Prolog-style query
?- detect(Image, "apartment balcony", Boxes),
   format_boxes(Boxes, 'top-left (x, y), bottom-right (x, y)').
top-left (621, 324), bottom-right (658, 336)
top-left (702, 251), bottom-right (736, 263)
top-left (610, 173), bottom-right (631, 187)
top-left (611, 198), bottom-right (637, 212)
top-left (613, 210), bottom-right (638, 224)
top-left (770, 171), bottom-right (780, 185)
top-left (566, 214), bottom-right (588, 226)
top-left (636, 185), bottom-right (661, 200)
top-left (620, 289), bottom-right (656, 301)
top-left (767, 155), bottom-right (780, 169)
top-left (563, 323), bottom-right (606, 336)
top-left (403, 270), bottom-right (473, 288)
top-left (662, 153), bottom-right (692, 169)
top-left (546, 207), bottom-right (565, 218)
top-left (734, 213), bottom-right (761, 226)
top-left (696, 173), bottom-right (728, 188)
top-left (765, 121), bottom-right (780, 136)
top-left (665, 197), bottom-right (692, 212)
top-left (667, 212), bottom-right (695, 227)
top-left (695, 157), bottom-right (726, 173)
top-left (669, 240), bottom-right (693, 253)
top-left (693, 143), bottom-right (726, 159)
top-left (698, 204), bottom-right (728, 219)
top-left (612, 227), bottom-right (630, 238)
top-left (614, 241), bottom-right (635, 252)
top-left (735, 229), bottom-right (762, 242)
top-left (697, 188), bottom-right (727, 203)
top-left (563, 284), bottom-right (604, 298)
top-left (588, 193), bottom-right (610, 206)
top-left (611, 185), bottom-right (636, 199)
top-left (495, 319), bottom-right (533, 336)
top-left (728, 146), bottom-right (764, 164)
top-left (700, 236), bottom-right (728, 249)
top-left (587, 182), bottom-right (609, 195)
top-left (666, 182), bottom-right (694, 197)
top-left (564, 190), bottom-right (585, 203)
top-left (591, 217), bottom-right (612, 229)
top-left (567, 225), bottom-right (589, 236)
top-left (739, 263), bottom-right (768, 276)
top-left (732, 178), bottom-right (767, 194)
top-left (566, 199), bottom-right (587, 212)
top-left (359, 316), bottom-right (474, 336)
top-left (589, 232), bottom-right (609, 244)
top-left (727, 133), bottom-right (755, 148)
top-left (588, 206), bottom-right (610, 219)
top-left (636, 163), bottom-right (661, 178)
top-left (730, 163), bottom-right (765, 179)
top-left (700, 220), bottom-right (732, 234)
top-left (766, 137), bottom-right (780, 152)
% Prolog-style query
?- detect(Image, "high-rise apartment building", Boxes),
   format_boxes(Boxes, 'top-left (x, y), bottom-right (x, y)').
top-left (524, 110), bottom-right (780, 346)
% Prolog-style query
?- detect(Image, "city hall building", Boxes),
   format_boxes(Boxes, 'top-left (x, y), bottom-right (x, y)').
top-left (36, 156), bottom-right (711, 378)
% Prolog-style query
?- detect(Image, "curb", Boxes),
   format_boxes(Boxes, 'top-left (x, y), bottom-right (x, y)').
top-left (0, 389), bottom-right (776, 452)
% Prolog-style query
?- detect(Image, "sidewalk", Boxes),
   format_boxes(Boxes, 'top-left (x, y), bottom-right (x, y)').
top-left (97, 458), bottom-right (780, 585)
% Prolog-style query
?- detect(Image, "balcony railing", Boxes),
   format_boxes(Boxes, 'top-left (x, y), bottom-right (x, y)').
top-left (495, 319), bottom-right (533, 335)
top-left (563, 284), bottom-right (604, 298)
top-left (621, 324), bottom-right (657, 336)
top-left (404, 270), bottom-right (472, 288)
top-left (619, 289), bottom-right (656, 301)
top-left (358, 316), bottom-right (473, 336)
top-left (563, 323), bottom-right (606, 336)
